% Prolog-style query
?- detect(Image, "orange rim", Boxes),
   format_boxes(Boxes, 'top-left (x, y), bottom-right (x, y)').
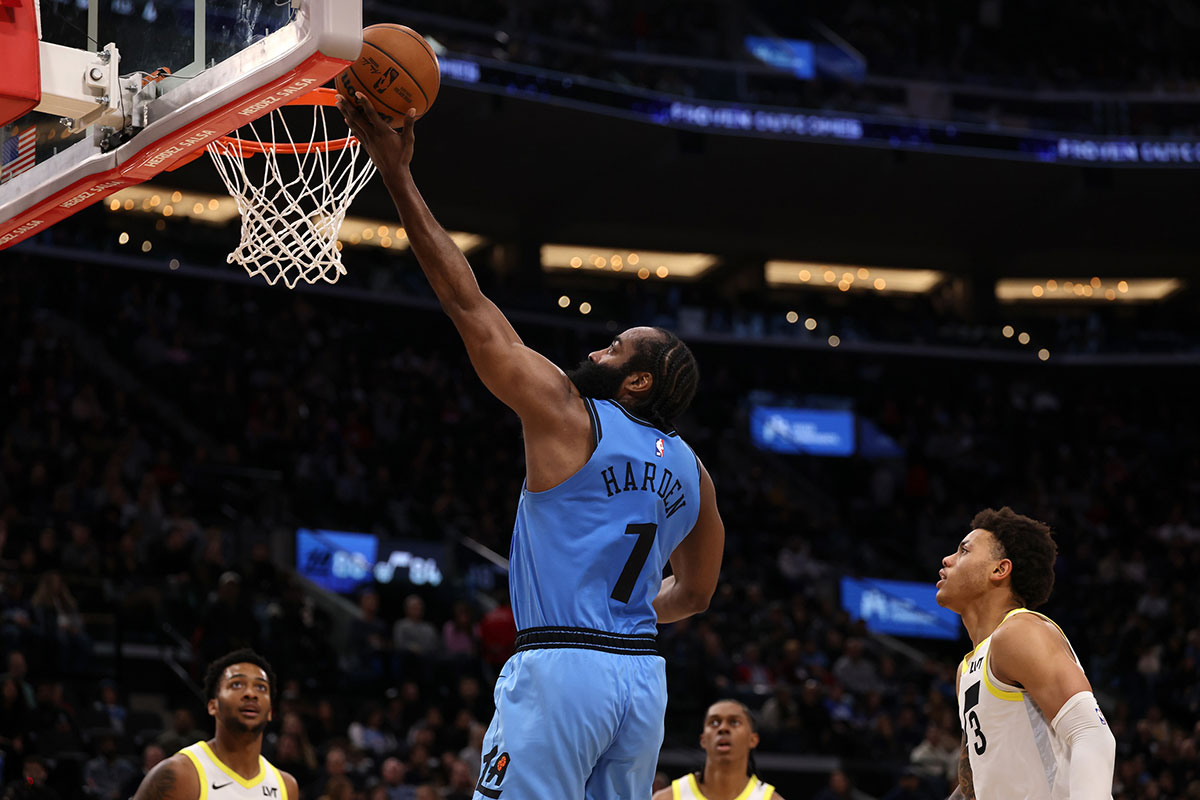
top-left (215, 88), bottom-right (357, 156)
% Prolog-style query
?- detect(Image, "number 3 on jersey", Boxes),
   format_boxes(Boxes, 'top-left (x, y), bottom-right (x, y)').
top-left (611, 523), bottom-right (658, 603)
top-left (963, 682), bottom-right (988, 755)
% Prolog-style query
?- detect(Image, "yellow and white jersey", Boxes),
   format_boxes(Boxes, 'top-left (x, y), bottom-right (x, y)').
top-left (179, 741), bottom-right (289, 800)
top-left (957, 609), bottom-right (1102, 800)
top-left (671, 773), bottom-right (775, 800)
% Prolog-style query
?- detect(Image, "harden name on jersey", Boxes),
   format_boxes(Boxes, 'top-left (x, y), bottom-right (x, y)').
top-left (599, 460), bottom-right (690, 518)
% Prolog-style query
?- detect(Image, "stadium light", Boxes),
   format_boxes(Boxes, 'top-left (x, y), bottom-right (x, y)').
top-left (995, 278), bottom-right (1182, 302)
top-left (542, 245), bottom-right (718, 280)
top-left (766, 261), bottom-right (945, 294)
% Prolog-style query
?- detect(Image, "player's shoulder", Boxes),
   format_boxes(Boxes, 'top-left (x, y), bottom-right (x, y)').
top-left (132, 752), bottom-right (201, 800)
top-left (277, 769), bottom-right (300, 800)
top-left (991, 609), bottom-right (1073, 671)
top-left (993, 609), bottom-right (1064, 647)
top-left (651, 786), bottom-right (674, 800)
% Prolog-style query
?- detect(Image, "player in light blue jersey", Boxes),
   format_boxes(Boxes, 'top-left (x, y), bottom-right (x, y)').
top-left (340, 99), bottom-right (727, 800)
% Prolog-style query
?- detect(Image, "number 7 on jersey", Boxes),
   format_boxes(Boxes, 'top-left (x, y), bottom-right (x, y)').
top-left (611, 523), bottom-right (658, 603)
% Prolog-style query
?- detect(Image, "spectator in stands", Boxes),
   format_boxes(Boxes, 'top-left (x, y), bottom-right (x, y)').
top-left (61, 524), bottom-right (100, 579)
top-left (92, 680), bottom-right (127, 734)
top-left (908, 723), bottom-right (957, 792)
top-left (83, 733), bottom-right (136, 800)
top-left (377, 757), bottom-right (416, 800)
top-left (32, 680), bottom-right (79, 745)
top-left (344, 589), bottom-right (390, 684)
top-left (734, 642), bottom-right (775, 693)
top-left (1, 676), bottom-right (33, 783)
top-left (0, 583), bottom-right (35, 657)
top-left (440, 601), bottom-right (477, 663)
top-left (5, 651), bottom-right (36, 710)
top-left (3, 755), bottom-right (60, 800)
top-left (317, 775), bottom-right (353, 800)
top-left (813, 769), bottom-right (867, 800)
top-left (271, 734), bottom-right (315, 790)
top-left (456, 722), bottom-right (485, 778)
top-left (881, 767), bottom-right (934, 800)
top-left (274, 712), bottom-right (319, 784)
top-left (30, 572), bottom-right (91, 673)
top-left (477, 592), bottom-right (515, 679)
top-left (349, 705), bottom-right (399, 758)
top-left (155, 708), bottom-right (205, 755)
top-left (760, 684), bottom-right (802, 745)
top-left (121, 744), bottom-right (164, 800)
top-left (315, 745), bottom-right (349, 798)
top-left (443, 757), bottom-right (476, 800)
top-left (452, 676), bottom-right (490, 724)
top-left (392, 595), bottom-right (439, 659)
top-left (833, 638), bottom-right (882, 697)
top-left (196, 571), bottom-right (257, 663)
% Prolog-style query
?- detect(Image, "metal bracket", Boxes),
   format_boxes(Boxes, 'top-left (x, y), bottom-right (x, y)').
top-left (35, 42), bottom-right (124, 130)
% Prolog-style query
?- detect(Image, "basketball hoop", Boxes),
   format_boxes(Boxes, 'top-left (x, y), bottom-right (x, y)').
top-left (206, 88), bottom-right (377, 289)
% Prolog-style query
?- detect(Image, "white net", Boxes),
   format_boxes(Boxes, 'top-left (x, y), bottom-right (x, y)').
top-left (207, 98), bottom-right (377, 289)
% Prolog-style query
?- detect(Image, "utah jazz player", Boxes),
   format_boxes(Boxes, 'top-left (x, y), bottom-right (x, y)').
top-left (338, 100), bottom-right (726, 799)
top-left (937, 508), bottom-right (1115, 800)
top-left (654, 700), bottom-right (783, 800)
top-left (132, 650), bottom-right (297, 800)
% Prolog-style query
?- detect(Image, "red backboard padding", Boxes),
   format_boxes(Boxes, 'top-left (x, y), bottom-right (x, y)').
top-left (0, 0), bottom-right (41, 127)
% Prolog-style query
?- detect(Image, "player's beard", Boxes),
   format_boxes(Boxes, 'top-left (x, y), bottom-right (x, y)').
top-left (566, 359), bottom-right (627, 400)
top-left (217, 699), bottom-right (270, 736)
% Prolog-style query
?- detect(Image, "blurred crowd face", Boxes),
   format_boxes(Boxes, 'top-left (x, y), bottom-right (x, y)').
top-left (326, 747), bottom-right (347, 776)
top-left (143, 744), bottom-right (165, 771)
top-left (381, 757), bottom-right (405, 785)
top-left (700, 701), bottom-right (758, 764)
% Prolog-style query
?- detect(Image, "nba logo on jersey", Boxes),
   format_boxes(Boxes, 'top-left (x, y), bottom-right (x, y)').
top-left (655, 438), bottom-right (665, 457)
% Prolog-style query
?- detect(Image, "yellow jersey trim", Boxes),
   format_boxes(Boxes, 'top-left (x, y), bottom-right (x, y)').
top-left (198, 741), bottom-right (266, 788)
top-left (960, 607), bottom-right (1030, 677)
top-left (982, 607), bottom-right (1074, 701)
top-left (268, 762), bottom-right (287, 800)
top-left (181, 747), bottom-right (209, 800)
top-left (681, 774), bottom-right (767, 800)
top-left (982, 652), bottom-right (1024, 701)
top-left (1007, 608), bottom-right (1070, 641)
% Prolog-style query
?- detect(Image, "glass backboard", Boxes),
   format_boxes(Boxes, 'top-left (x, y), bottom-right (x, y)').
top-left (1, 0), bottom-right (361, 248)
top-left (9, 1), bottom-right (297, 172)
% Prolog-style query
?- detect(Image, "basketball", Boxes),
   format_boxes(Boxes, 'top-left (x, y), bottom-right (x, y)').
top-left (336, 24), bottom-right (440, 128)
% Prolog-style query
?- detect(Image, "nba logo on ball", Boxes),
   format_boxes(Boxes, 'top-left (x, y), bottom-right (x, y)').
top-left (655, 438), bottom-right (665, 457)
top-left (373, 67), bottom-right (400, 92)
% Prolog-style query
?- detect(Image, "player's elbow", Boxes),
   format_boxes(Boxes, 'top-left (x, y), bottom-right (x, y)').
top-left (682, 586), bottom-right (713, 615)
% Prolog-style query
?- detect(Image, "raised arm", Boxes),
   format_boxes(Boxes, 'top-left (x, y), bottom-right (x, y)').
top-left (990, 615), bottom-right (1115, 799)
top-left (653, 460), bottom-right (723, 624)
top-left (336, 98), bottom-right (576, 428)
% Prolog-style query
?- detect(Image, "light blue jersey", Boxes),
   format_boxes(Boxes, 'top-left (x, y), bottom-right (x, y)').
top-left (509, 398), bottom-right (702, 635)
top-left (473, 398), bottom-right (703, 800)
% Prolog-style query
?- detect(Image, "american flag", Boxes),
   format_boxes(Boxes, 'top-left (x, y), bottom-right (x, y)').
top-left (0, 127), bottom-right (37, 185)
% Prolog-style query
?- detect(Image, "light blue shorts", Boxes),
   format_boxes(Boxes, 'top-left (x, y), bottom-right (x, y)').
top-left (473, 646), bottom-right (667, 800)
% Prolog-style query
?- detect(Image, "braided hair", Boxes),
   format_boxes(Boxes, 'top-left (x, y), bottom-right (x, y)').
top-left (626, 328), bottom-right (699, 432)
